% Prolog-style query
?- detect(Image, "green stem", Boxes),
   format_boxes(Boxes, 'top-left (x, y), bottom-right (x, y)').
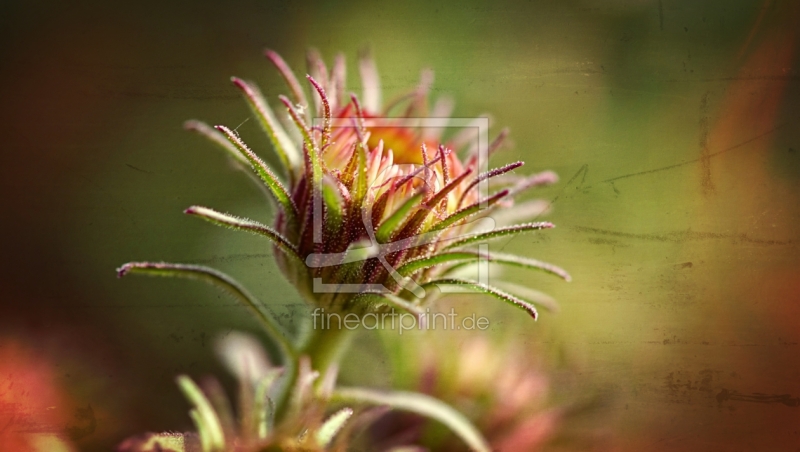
top-left (302, 319), bottom-right (357, 379)
top-left (274, 317), bottom-right (355, 422)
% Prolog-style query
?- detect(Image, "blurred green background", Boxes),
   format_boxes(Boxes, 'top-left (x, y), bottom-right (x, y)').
top-left (2, 0), bottom-right (799, 450)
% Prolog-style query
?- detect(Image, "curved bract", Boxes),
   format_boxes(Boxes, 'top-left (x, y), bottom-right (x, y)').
top-left (156, 49), bottom-right (566, 317)
top-left (117, 48), bottom-right (571, 452)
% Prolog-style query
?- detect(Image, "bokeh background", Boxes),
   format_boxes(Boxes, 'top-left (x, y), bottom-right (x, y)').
top-left (2, 0), bottom-right (799, 450)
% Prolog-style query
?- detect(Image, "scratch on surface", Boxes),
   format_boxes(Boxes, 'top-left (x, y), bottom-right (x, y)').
top-left (550, 164), bottom-right (589, 205)
top-left (583, 122), bottom-right (787, 187)
top-left (716, 389), bottom-right (800, 407)
top-left (79, 175), bottom-right (138, 232)
top-left (125, 163), bottom-right (151, 174)
top-left (736, 0), bottom-right (775, 59)
top-left (572, 226), bottom-right (794, 246)
top-left (698, 91), bottom-right (714, 194)
top-left (694, 74), bottom-right (800, 82)
top-left (233, 116), bottom-right (251, 132)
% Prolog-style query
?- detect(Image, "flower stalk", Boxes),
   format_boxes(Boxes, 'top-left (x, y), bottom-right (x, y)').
top-left (117, 48), bottom-right (571, 452)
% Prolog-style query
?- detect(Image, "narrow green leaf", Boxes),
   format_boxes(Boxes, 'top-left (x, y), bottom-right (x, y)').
top-left (183, 205), bottom-right (302, 265)
top-left (505, 170), bottom-right (559, 198)
top-left (332, 387), bottom-right (490, 452)
top-left (321, 177), bottom-right (344, 232)
top-left (279, 95), bottom-right (323, 188)
top-left (433, 189), bottom-right (509, 232)
top-left (378, 292), bottom-right (425, 318)
top-left (307, 75), bottom-right (332, 152)
top-left (116, 262), bottom-right (296, 363)
top-left (358, 47), bottom-right (381, 112)
top-left (184, 120), bottom-right (275, 200)
top-left (426, 166), bottom-right (472, 209)
top-left (397, 251), bottom-right (477, 276)
top-left (353, 141), bottom-right (368, 206)
top-left (460, 161), bottom-right (523, 204)
top-left (316, 407), bottom-right (354, 447)
top-left (488, 199), bottom-right (550, 227)
top-left (438, 145), bottom-right (451, 185)
top-left (329, 53), bottom-right (346, 110)
top-left (459, 251), bottom-right (571, 281)
top-left (177, 375), bottom-right (226, 451)
top-left (214, 332), bottom-right (274, 440)
top-left (184, 120), bottom-right (247, 165)
top-left (488, 127), bottom-right (510, 156)
top-left (215, 125), bottom-right (299, 224)
top-left (189, 409), bottom-right (212, 452)
top-left (255, 369), bottom-right (282, 440)
top-left (382, 152), bottom-right (443, 193)
top-left (491, 280), bottom-right (560, 313)
top-left (402, 250), bottom-right (571, 282)
top-left (352, 291), bottom-right (425, 319)
top-left (279, 95), bottom-right (314, 150)
top-left (349, 93), bottom-right (367, 137)
top-left (376, 193), bottom-right (424, 243)
top-left (118, 262), bottom-right (300, 419)
top-left (421, 278), bottom-right (538, 320)
top-left (396, 168), bottom-right (473, 240)
top-left (443, 222), bottom-right (554, 250)
top-left (264, 50), bottom-right (309, 119)
top-left (287, 357), bottom-right (319, 419)
top-left (202, 379), bottom-right (237, 441)
top-left (306, 48), bottom-right (329, 117)
top-left (231, 77), bottom-right (299, 171)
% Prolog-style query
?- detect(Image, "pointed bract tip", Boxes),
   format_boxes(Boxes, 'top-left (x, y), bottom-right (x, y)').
top-left (277, 95), bottom-right (292, 107)
top-left (306, 74), bottom-right (326, 94)
top-left (116, 263), bottom-right (133, 278)
top-left (183, 120), bottom-right (201, 131)
top-left (529, 170), bottom-right (559, 186)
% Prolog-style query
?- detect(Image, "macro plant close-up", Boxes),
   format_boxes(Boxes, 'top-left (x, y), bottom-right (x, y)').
top-left (2, 1), bottom-right (799, 451)
top-left (116, 48), bottom-right (569, 451)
